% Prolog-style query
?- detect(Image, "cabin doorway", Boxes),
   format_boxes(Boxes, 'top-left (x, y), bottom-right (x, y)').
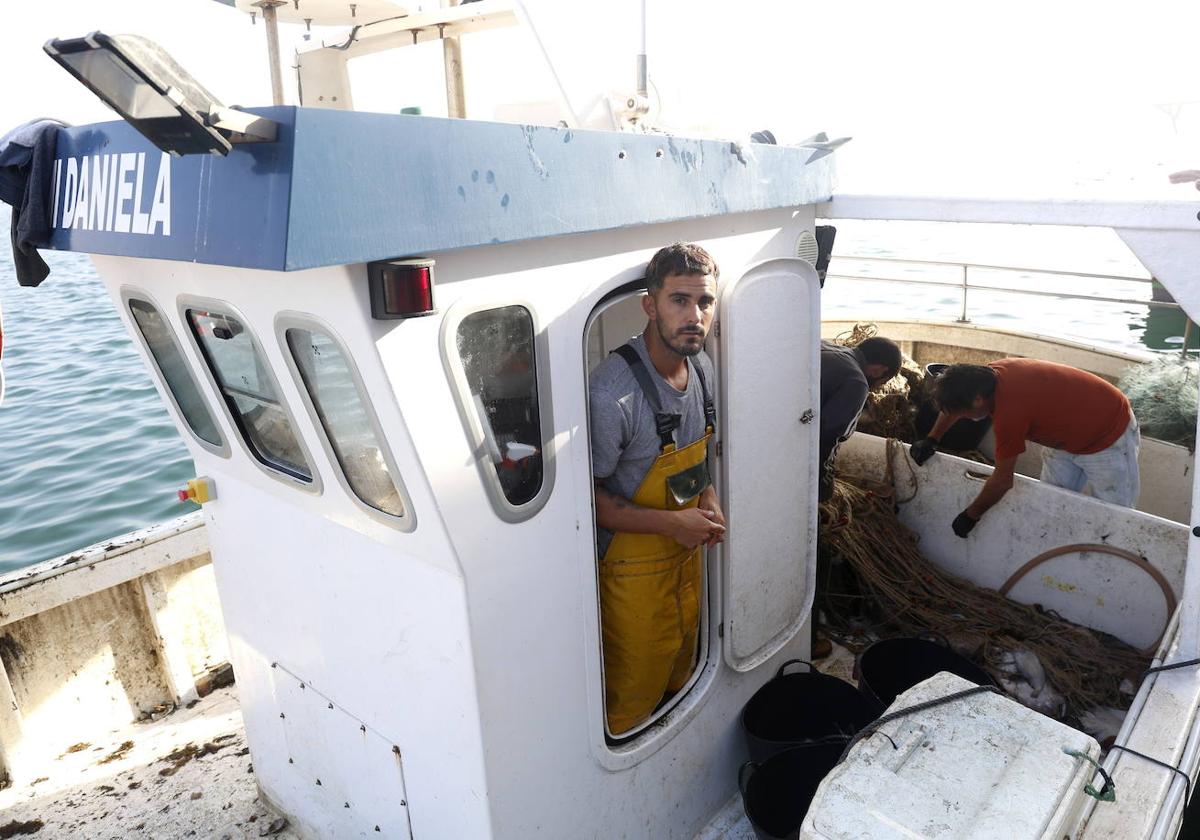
top-left (583, 284), bottom-right (715, 743)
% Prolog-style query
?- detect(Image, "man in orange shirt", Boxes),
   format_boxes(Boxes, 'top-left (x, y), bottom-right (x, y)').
top-left (910, 359), bottom-right (1140, 537)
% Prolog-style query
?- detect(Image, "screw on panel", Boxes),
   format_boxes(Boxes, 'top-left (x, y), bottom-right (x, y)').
top-left (655, 149), bottom-right (664, 158)
top-left (617, 150), bottom-right (627, 160)
top-left (300, 683), bottom-right (305, 689)
top-left (316, 778), bottom-right (322, 786)
top-left (344, 802), bottom-right (351, 809)
top-left (279, 713), bottom-right (286, 719)
top-left (400, 800), bottom-right (406, 807)
top-left (360, 725), bottom-right (367, 733)
top-left (328, 703), bottom-right (334, 710)
top-left (375, 828), bottom-right (381, 833)
top-left (288, 758), bottom-right (294, 764)
top-left (271, 662), bottom-right (277, 669)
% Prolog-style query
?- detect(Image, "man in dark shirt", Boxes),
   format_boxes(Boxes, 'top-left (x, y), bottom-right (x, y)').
top-left (819, 337), bottom-right (902, 500)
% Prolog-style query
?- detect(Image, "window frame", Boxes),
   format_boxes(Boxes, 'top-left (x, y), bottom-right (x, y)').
top-left (274, 312), bottom-right (417, 532)
top-left (440, 298), bottom-right (556, 523)
top-left (120, 286), bottom-right (230, 458)
top-left (177, 294), bottom-right (323, 495)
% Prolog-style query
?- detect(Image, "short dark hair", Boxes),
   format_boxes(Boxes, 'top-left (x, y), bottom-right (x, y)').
top-left (645, 243), bottom-right (719, 292)
top-left (934, 364), bottom-right (997, 413)
top-left (858, 337), bottom-right (902, 379)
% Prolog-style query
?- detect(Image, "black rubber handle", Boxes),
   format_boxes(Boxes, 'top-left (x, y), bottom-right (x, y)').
top-left (738, 761), bottom-right (757, 795)
top-left (777, 659), bottom-right (815, 678)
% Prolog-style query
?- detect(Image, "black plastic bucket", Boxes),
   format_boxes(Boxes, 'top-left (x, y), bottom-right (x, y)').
top-left (915, 363), bottom-right (992, 451)
top-left (741, 660), bottom-right (882, 764)
top-left (738, 740), bottom-right (846, 840)
top-left (857, 637), bottom-right (996, 708)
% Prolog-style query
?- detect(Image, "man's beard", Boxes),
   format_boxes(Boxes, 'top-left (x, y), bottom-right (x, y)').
top-left (658, 320), bottom-right (705, 357)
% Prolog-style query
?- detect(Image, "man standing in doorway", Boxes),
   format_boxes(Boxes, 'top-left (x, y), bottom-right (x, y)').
top-left (819, 337), bottom-right (903, 500)
top-left (911, 359), bottom-right (1140, 537)
top-left (589, 243), bottom-right (726, 736)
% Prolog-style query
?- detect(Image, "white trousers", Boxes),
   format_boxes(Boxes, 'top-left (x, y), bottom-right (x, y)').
top-left (1039, 416), bottom-right (1141, 508)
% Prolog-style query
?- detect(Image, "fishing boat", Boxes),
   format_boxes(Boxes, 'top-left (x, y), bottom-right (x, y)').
top-left (2, 1), bottom-right (1200, 837)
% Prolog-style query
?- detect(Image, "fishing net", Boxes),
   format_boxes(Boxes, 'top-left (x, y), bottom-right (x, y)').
top-left (817, 440), bottom-right (1151, 720)
top-left (1119, 356), bottom-right (1198, 450)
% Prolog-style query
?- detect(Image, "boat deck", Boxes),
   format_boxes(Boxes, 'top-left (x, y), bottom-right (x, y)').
top-left (0, 685), bottom-right (295, 840)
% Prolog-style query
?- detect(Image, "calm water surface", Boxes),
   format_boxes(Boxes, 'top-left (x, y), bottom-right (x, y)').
top-left (0, 211), bottom-right (1188, 571)
top-left (0, 207), bottom-right (196, 573)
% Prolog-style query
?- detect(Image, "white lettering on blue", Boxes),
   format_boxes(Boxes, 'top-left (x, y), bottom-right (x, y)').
top-left (131, 153), bottom-right (149, 235)
top-left (148, 153), bottom-right (171, 236)
top-left (106, 155), bottom-right (120, 231)
top-left (113, 153), bottom-right (135, 234)
top-left (51, 159), bottom-right (62, 228)
top-left (53, 152), bottom-right (172, 237)
top-left (61, 158), bottom-right (78, 226)
top-left (89, 155), bottom-right (110, 231)
top-left (71, 156), bottom-right (90, 230)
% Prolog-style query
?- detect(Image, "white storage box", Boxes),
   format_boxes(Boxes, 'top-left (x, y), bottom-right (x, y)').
top-left (800, 672), bottom-right (1103, 839)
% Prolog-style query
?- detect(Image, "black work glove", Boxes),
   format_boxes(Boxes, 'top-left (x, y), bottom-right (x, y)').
top-left (952, 510), bottom-right (978, 538)
top-left (910, 437), bottom-right (938, 466)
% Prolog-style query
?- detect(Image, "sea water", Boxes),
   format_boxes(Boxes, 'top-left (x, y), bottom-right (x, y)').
top-left (0, 208), bottom-right (196, 573)
top-left (0, 210), bottom-right (1189, 571)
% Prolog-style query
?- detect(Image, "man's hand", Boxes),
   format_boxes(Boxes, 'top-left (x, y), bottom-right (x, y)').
top-left (699, 486), bottom-right (726, 546)
top-left (668, 508), bottom-right (726, 549)
top-left (910, 437), bottom-right (938, 466)
top-left (952, 510), bottom-right (978, 538)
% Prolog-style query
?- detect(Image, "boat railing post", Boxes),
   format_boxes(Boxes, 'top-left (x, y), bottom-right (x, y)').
top-left (957, 263), bottom-right (970, 322)
top-left (443, 0), bottom-right (467, 119)
top-left (256, 0), bottom-right (287, 106)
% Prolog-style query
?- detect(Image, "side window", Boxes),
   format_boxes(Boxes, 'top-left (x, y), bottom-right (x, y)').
top-left (127, 297), bottom-right (224, 450)
top-left (454, 305), bottom-right (545, 509)
top-left (284, 325), bottom-right (408, 520)
top-left (186, 308), bottom-right (314, 483)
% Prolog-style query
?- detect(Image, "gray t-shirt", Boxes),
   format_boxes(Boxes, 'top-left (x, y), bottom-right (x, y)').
top-left (589, 334), bottom-right (716, 556)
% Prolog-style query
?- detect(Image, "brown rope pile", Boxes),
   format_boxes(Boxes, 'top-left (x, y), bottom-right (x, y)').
top-left (818, 440), bottom-right (1150, 717)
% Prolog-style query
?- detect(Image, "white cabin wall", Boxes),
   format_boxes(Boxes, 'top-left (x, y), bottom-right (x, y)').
top-left (95, 256), bottom-right (492, 838)
top-left (401, 208), bottom-right (818, 838)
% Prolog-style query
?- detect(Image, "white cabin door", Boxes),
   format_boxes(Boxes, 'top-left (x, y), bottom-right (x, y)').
top-left (717, 257), bottom-right (820, 671)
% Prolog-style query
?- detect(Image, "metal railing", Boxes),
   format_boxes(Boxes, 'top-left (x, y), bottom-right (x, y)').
top-left (826, 255), bottom-right (1191, 353)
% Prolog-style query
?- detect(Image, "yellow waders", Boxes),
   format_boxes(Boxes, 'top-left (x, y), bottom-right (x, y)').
top-left (600, 344), bottom-right (716, 735)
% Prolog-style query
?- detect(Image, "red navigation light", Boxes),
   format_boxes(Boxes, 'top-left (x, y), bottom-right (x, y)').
top-left (369, 259), bottom-right (437, 320)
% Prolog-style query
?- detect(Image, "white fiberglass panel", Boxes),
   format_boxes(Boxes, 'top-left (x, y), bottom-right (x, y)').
top-left (718, 258), bottom-right (820, 671)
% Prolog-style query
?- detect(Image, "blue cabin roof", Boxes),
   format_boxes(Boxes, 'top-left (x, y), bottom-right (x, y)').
top-left (47, 107), bottom-right (835, 271)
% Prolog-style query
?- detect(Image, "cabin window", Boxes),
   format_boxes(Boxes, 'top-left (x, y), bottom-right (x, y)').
top-left (126, 297), bottom-right (224, 450)
top-left (186, 308), bottom-right (314, 482)
top-left (454, 305), bottom-right (545, 509)
top-left (283, 324), bottom-right (409, 520)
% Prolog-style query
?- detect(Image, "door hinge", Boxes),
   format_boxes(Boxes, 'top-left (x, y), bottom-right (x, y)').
top-left (714, 320), bottom-right (721, 338)
top-left (715, 440), bottom-right (723, 457)
top-left (799, 409), bottom-right (814, 424)
top-left (718, 622), bottom-right (724, 638)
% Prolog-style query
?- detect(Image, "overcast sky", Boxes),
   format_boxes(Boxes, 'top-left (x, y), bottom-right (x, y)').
top-left (2, 0), bottom-right (1198, 197)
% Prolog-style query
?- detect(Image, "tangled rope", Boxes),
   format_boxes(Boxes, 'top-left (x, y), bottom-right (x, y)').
top-left (818, 440), bottom-right (1151, 717)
